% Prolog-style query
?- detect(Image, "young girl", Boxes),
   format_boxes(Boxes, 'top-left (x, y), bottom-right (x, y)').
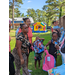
top-left (33, 37), bottom-right (45, 69)
top-left (12, 24), bottom-right (30, 75)
top-left (44, 32), bottom-right (59, 61)
top-left (9, 20), bottom-right (15, 75)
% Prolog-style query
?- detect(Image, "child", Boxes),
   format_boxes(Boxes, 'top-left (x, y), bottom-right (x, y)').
top-left (12, 24), bottom-right (30, 75)
top-left (44, 32), bottom-right (59, 61)
top-left (33, 37), bottom-right (45, 69)
top-left (52, 21), bottom-right (60, 32)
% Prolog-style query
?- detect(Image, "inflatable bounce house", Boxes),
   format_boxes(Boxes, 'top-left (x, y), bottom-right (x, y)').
top-left (32, 22), bottom-right (47, 33)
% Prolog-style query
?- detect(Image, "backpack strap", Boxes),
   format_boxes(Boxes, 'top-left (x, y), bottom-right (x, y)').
top-left (59, 37), bottom-right (65, 49)
top-left (44, 49), bottom-right (49, 55)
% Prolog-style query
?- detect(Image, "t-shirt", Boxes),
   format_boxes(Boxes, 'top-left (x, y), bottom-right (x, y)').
top-left (27, 27), bottom-right (33, 44)
top-left (53, 26), bottom-right (60, 29)
top-left (18, 28), bottom-right (22, 33)
top-left (16, 32), bottom-right (30, 52)
top-left (18, 27), bottom-right (33, 44)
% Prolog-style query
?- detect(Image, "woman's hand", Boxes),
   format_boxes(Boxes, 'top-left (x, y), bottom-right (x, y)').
top-left (20, 58), bottom-right (24, 65)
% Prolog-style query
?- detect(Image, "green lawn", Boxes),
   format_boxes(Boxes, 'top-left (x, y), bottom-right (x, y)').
top-left (10, 30), bottom-right (62, 75)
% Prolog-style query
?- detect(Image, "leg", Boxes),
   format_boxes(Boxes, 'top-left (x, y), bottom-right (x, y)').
top-left (9, 52), bottom-right (15, 75)
top-left (26, 56), bottom-right (29, 69)
top-left (35, 60), bottom-right (37, 69)
top-left (22, 54), bottom-right (29, 75)
top-left (9, 59), bottom-right (15, 75)
top-left (27, 55), bottom-right (32, 72)
top-left (14, 58), bottom-right (21, 75)
top-left (38, 60), bottom-right (40, 69)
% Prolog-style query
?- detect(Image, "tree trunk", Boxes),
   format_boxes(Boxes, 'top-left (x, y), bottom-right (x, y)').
top-left (59, 6), bottom-right (62, 26)
top-left (12, 0), bottom-right (14, 29)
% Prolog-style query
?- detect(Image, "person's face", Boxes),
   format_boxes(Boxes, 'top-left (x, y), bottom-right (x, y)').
top-left (52, 33), bottom-right (58, 41)
top-left (9, 24), bottom-right (11, 32)
top-left (22, 25), bottom-right (28, 33)
top-left (24, 19), bottom-right (31, 27)
top-left (53, 21), bottom-right (58, 26)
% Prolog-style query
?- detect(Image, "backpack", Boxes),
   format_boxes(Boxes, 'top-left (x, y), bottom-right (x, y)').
top-left (42, 49), bottom-right (56, 72)
top-left (33, 40), bottom-right (44, 54)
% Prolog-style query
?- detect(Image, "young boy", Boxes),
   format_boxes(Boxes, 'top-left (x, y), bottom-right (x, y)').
top-left (33, 37), bottom-right (45, 69)
top-left (52, 21), bottom-right (60, 32)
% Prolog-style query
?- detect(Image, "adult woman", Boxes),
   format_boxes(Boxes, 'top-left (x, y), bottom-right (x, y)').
top-left (9, 20), bottom-right (15, 75)
top-left (12, 24), bottom-right (30, 75)
top-left (18, 18), bottom-right (33, 72)
top-left (23, 18), bottom-right (33, 72)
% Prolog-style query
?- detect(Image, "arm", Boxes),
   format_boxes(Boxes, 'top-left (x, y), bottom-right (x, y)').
top-left (44, 40), bottom-right (51, 50)
top-left (45, 40), bottom-right (51, 47)
top-left (16, 40), bottom-right (24, 65)
top-left (16, 40), bottom-right (23, 59)
top-left (39, 38), bottom-right (45, 41)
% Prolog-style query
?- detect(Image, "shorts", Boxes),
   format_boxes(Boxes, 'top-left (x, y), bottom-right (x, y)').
top-left (34, 53), bottom-right (42, 61)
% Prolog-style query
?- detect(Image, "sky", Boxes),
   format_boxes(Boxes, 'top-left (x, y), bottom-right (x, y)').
top-left (19, 0), bottom-right (47, 15)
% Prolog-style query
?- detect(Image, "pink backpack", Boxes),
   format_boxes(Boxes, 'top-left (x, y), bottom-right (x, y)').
top-left (42, 49), bottom-right (55, 72)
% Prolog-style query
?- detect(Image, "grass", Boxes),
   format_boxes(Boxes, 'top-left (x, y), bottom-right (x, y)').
top-left (10, 30), bottom-right (62, 75)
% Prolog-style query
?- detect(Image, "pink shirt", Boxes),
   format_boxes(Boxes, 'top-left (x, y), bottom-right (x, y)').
top-left (18, 27), bottom-right (33, 44)
top-left (27, 27), bottom-right (33, 44)
top-left (9, 36), bottom-right (11, 52)
top-left (18, 28), bottom-right (22, 33)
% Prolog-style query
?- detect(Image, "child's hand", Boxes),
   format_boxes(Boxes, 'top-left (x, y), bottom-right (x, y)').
top-left (34, 57), bottom-right (36, 59)
top-left (44, 46), bottom-right (47, 50)
top-left (53, 41), bottom-right (56, 44)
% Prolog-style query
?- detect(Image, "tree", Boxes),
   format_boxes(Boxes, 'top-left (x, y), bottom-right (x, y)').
top-left (42, 0), bottom-right (65, 26)
top-left (21, 13), bottom-right (26, 17)
top-left (14, 8), bottom-right (21, 17)
top-left (9, 0), bottom-right (24, 29)
top-left (27, 9), bottom-right (37, 23)
top-left (26, 9), bottom-right (47, 23)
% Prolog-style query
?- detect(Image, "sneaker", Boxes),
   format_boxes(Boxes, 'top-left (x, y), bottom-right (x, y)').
top-left (29, 73), bottom-right (31, 75)
top-left (28, 69), bottom-right (32, 72)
